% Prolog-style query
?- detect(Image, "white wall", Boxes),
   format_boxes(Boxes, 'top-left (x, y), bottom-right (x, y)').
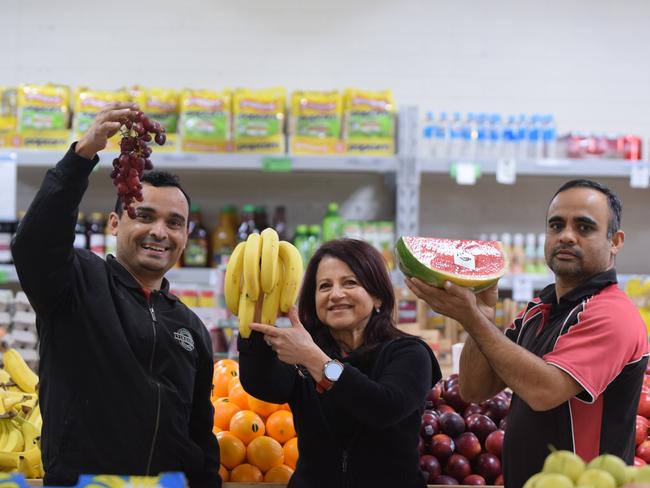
top-left (3, 0), bottom-right (650, 272)
top-left (4, 0), bottom-right (650, 136)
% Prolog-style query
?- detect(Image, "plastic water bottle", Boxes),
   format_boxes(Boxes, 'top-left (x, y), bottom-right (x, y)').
top-left (516, 114), bottom-right (528, 160)
top-left (421, 111), bottom-right (435, 158)
top-left (542, 114), bottom-right (557, 159)
top-left (461, 112), bottom-right (477, 160)
top-left (433, 111), bottom-right (448, 159)
top-left (475, 113), bottom-right (488, 159)
top-left (488, 113), bottom-right (502, 158)
top-left (502, 115), bottom-right (518, 159)
top-left (447, 112), bottom-right (463, 159)
top-left (527, 114), bottom-right (543, 160)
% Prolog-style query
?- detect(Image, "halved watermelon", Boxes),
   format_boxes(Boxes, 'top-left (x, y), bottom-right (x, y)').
top-left (396, 236), bottom-right (508, 292)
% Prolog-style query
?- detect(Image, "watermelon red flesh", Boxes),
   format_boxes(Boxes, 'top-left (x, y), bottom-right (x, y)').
top-left (396, 237), bottom-right (507, 291)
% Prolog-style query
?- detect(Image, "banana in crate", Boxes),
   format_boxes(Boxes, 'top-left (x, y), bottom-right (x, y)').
top-left (17, 84), bottom-right (70, 150)
top-left (179, 89), bottom-right (233, 153)
top-left (233, 88), bottom-right (286, 153)
top-left (0, 348), bottom-right (43, 478)
top-left (289, 90), bottom-right (344, 155)
top-left (224, 228), bottom-right (303, 338)
top-left (342, 88), bottom-right (395, 156)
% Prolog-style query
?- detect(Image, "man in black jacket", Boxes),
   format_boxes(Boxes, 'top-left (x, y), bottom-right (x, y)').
top-left (12, 102), bottom-right (220, 487)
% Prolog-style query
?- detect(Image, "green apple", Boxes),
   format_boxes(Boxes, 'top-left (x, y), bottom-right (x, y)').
top-left (533, 473), bottom-right (575, 488)
top-left (587, 454), bottom-right (628, 486)
top-left (632, 465), bottom-right (650, 483)
top-left (523, 473), bottom-right (545, 488)
top-left (577, 468), bottom-right (617, 488)
top-left (543, 449), bottom-right (586, 482)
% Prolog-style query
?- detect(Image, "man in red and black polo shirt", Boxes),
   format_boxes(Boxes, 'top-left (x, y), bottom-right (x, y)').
top-left (407, 179), bottom-right (649, 488)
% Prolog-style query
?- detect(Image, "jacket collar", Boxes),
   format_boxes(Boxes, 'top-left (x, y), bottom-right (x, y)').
top-left (539, 268), bottom-right (618, 306)
top-left (107, 255), bottom-right (179, 303)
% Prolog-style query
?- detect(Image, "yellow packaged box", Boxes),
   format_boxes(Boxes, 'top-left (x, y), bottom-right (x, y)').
top-left (17, 84), bottom-right (71, 150)
top-left (179, 90), bottom-right (232, 153)
top-left (233, 88), bottom-right (285, 153)
top-left (0, 87), bottom-right (18, 148)
top-left (289, 90), bottom-right (344, 155)
top-left (142, 88), bottom-right (180, 153)
top-left (342, 89), bottom-right (396, 156)
top-left (73, 88), bottom-right (130, 151)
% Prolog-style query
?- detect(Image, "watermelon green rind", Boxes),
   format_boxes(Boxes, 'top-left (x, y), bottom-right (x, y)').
top-left (395, 236), bottom-right (506, 293)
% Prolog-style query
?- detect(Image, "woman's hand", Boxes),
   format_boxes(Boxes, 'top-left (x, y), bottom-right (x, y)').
top-left (249, 307), bottom-right (329, 371)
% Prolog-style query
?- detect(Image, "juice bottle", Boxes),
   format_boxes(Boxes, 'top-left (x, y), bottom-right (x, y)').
top-left (211, 205), bottom-right (237, 267)
top-left (322, 202), bottom-right (343, 242)
top-left (184, 204), bottom-right (209, 267)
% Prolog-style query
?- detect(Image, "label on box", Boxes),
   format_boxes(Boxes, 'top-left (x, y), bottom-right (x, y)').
top-left (512, 275), bottom-right (534, 302)
top-left (455, 163), bottom-right (477, 185)
top-left (630, 164), bottom-right (649, 189)
top-left (496, 158), bottom-right (517, 184)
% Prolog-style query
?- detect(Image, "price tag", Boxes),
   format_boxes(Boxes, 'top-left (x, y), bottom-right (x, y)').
top-left (496, 158), bottom-right (517, 184)
top-left (455, 163), bottom-right (477, 185)
top-left (630, 164), bottom-right (649, 189)
top-left (262, 157), bottom-right (293, 172)
top-left (512, 275), bottom-right (534, 303)
top-left (0, 153), bottom-right (16, 220)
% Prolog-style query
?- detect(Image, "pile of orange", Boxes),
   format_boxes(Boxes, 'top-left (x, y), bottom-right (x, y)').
top-left (212, 359), bottom-right (299, 482)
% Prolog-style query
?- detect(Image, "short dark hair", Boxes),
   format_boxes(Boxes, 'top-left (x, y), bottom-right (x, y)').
top-left (552, 179), bottom-right (622, 238)
top-left (114, 170), bottom-right (191, 217)
top-left (297, 239), bottom-right (407, 356)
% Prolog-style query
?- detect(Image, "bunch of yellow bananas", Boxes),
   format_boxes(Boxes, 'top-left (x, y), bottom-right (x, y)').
top-left (224, 228), bottom-right (304, 338)
top-left (0, 349), bottom-right (43, 478)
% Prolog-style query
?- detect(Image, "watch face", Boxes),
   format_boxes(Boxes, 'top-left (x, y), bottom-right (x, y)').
top-left (324, 361), bottom-right (344, 381)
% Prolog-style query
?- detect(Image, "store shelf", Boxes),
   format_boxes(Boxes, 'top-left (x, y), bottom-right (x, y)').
top-left (165, 267), bottom-right (220, 285)
top-left (11, 150), bottom-right (397, 173)
top-left (420, 157), bottom-right (645, 178)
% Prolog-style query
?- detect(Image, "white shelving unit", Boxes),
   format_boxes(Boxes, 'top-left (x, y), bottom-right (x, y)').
top-left (12, 150), bottom-right (398, 173)
top-left (420, 157), bottom-right (643, 178)
top-left (4, 105), bottom-right (649, 287)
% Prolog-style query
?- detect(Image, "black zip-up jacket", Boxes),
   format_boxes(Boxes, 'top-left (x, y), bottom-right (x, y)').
top-left (238, 331), bottom-right (440, 488)
top-left (11, 145), bottom-right (220, 487)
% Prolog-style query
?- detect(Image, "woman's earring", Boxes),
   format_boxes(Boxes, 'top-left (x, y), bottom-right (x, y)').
top-left (375, 306), bottom-right (381, 314)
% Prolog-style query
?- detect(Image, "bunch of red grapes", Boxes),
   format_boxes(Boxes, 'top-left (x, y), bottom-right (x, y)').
top-left (110, 111), bottom-right (166, 219)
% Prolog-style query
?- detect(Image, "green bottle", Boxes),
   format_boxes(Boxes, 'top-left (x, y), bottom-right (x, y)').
top-left (307, 225), bottom-right (322, 261)
top-left (293, 224), bottom-right (310, 266)
top-left (322, 202), bottom-right (344, 242)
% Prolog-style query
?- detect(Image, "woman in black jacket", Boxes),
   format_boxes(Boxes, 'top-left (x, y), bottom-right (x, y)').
top-left (238, 238), bottom-right (441, 488)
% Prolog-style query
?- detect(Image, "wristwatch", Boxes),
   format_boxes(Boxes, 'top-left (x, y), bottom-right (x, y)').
top-left (316, 359), bottom-right (344, 393)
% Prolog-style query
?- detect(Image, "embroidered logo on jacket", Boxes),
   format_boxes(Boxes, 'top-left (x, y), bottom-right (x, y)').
top-left (174, 328), bottom-right (195, 351)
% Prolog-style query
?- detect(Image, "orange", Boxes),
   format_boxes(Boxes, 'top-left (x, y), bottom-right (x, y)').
top-left (216, 431), bottom-right (246, 469)
top-left (264, 464), bottom-right (294, 482)
top-left (218, 464), bottom-right (229, 482)
top-left (213, 362), bottom-right (239, 399)
top-left (266, 410), bottom-right (296, 444)
top-left (230, 463), bottom-right (263, 482)
top-left (283, 437), bottom-right (299, 470)
top-left (229, 410), bottom-right (265, 445)
top-left (212, 398), bottom-right (241, 431)
top-left (279, 403), bottom-right (292, 411)
top-left (227, 375), bottom-right (241, 394)
top-left (215, 358), bottom-right (239, 370)
top-left (212, 425), bottom-right (222, 435)
top-left (228, 383), bottom-right (250, 410)
top-left (246, 435), bottom-right (284, 473)
top-left (247, 395), bottom-right (280, 418)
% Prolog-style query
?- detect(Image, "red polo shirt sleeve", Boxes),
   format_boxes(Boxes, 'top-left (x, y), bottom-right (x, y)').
top-left (543, 286), bottom-right (648, 403)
